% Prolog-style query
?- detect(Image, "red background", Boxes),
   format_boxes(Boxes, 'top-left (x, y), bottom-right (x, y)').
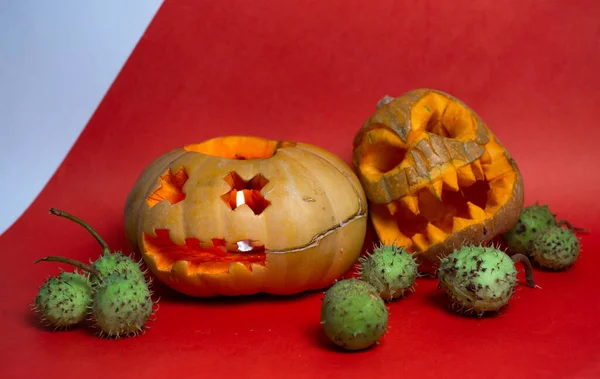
top-left (2, 1), bottom-right (600, 378)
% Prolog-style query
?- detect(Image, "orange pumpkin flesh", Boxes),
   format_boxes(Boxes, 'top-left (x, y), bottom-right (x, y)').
top-left (353, 89), bottom-right (523, 272)
top-left (144, 229), bottom-right (266, 274)
top-left (124, 136), bottom-right (368, 297)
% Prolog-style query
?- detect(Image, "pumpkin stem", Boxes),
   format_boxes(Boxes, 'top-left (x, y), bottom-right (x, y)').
top-left (557, 219), bottom-right (588, 233)
top-left (376, 95), bottom-right (395, 109)
top-left (511, 253), bottom-right (538, 289)
top-left (49, 208), bottom-right (111, 255)
top-left (34, 256), bottom-right (103, 280)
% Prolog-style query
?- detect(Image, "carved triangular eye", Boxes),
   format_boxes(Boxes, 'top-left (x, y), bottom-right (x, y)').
top-left (147, 167), bottom-right (188, 208)
top-left (220, 171), bottom-right (271, 214)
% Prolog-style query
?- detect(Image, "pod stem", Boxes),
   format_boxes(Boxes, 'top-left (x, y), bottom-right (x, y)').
top-left (35, 256), bottom-right (103, 280)
top-left (49, 208), bottom-right (111, 255)
top-left (511, 254), bottom-right (538, 288)
top-left (557, 219), bottom-right (588, 233)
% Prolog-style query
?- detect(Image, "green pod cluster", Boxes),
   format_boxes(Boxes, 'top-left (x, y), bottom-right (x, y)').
top-left (502, 203), bottom-right (583, 270)
top-left (33, 208), bottom-right (157, 339)
top-left (502, 204), bottom-right (556, 255)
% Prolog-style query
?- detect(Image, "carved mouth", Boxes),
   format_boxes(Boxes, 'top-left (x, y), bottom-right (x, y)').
top-left (143, 229), bottom-right (266, 275)
top-left (370, 137), bottom-right (517, 253)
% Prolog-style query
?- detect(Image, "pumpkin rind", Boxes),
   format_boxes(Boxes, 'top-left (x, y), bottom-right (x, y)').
top-left (352, 89), bottom-right (524, 272)
top-left (124, 136), bottom-right (368, 297)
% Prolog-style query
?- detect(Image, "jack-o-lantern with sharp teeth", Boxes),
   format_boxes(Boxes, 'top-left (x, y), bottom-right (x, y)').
top-left (352, 88), bottom-right (524, 272)
top-left (124, 136), bottom-right (368, 297)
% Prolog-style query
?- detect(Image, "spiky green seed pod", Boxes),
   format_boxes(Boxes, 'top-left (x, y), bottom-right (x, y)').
top-left (437, 245), bottom-right (528, 316)
top-left (34, 271), bottom-right (92, 329)
top-left (320, 278), bottom-right (388, 351)
top-left (358, 242), bottom-right (418, 301)
top-left (92, 273), bottom-right (154, 338)
top-left (90, 252), bottom-right (146, 286)
top-left (530, 226), bottom-right (580, 270)
top-left (502, 203), bottom-right (557, 255)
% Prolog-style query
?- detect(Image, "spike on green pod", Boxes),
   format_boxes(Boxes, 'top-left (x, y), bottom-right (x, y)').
top-left (437, 245), bottom-right (537, 317)
top-left (503, 203), bottom-right (587, 256)
top-left (33, 270), bottom-right (92, 329)
top-left (357, 241), bottom-right (419, 301)
top-left (320, 278), bottom-right (388, 351)
top-left (530, 226), bottom-right (581, 270)
top-left (91, 272), bottom-right (156, 339)
top-left (91, 252), bottom-right (147, 286)
top-left (502, 203), bottom-right (557, 255)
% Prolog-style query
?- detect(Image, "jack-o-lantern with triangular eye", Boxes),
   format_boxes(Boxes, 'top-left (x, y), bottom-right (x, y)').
top-left (124, 136), bottom-right (368, 297)
top-left (352, 89), bottom-right (524, 272)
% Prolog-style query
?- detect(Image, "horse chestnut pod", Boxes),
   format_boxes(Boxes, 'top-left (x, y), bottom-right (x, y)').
top-left (124, 136), bottom-right (368, 297)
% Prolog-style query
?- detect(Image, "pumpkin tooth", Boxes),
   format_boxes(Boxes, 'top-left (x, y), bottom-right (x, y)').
top-left (440, 169), bottom-right (459, 191)
top-left (427, 179), bottom-right (444, 200)
top-left (452, 217), bottom-right (477, 232)
top-left (470, 161), bottom-right (485, 180)
top-left (171, 260), bottom-right (190, 275)
top-left (399, 194), bottom-right (420, 215)
top-left (482, 161), bottom-right (510, 181)
top-left (394, 234), bottom-right (415, 250)
top-left (456, 164), bottom-right (477, 187)
top-left (371, 206), bottom-right (413, 248)
top-left (480, 149), bottom-right (493, 165)
top-left (411, 233), bottom-right (429, 251)
top-left (426, 223), bottom-right (447, 245)
top-left (487, 187), bottom-right (505, 206)
top-left (489, 172), bottom-right (514, 189)
top-left (386, 202), bottom-right (398, 216)
top-left (467, 202), bottom-right (487, 220)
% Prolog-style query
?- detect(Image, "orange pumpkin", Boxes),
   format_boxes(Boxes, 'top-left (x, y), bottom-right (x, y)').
top-left (124, 136), bottom-right (368, 297)
top-left (352, 89), bottom-right (524, 272)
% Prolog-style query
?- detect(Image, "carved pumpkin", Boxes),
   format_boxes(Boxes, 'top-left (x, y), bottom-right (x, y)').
top-left (352, 89), bottom-right (524, 272)
top-left (124, 136), bottom-right (368, 297)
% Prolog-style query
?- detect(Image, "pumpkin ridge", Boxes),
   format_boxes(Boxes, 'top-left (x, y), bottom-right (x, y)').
top-left (384, 105), bottom-right (409, 141)
top-left (293, 144), bottom-right (368, 212)
top-left (132, 149), bottom-right (189, 250)
top-left (183, 152), bottom-right (218, 248)
top-left (267, 146), bottom-right (367, 254)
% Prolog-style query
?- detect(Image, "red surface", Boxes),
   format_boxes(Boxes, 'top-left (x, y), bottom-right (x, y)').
top-left (2, 1), bottom-right (600, 378)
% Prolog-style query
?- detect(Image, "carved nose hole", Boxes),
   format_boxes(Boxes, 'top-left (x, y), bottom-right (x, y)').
top-left (221, 171), bottom-right (271, 215)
